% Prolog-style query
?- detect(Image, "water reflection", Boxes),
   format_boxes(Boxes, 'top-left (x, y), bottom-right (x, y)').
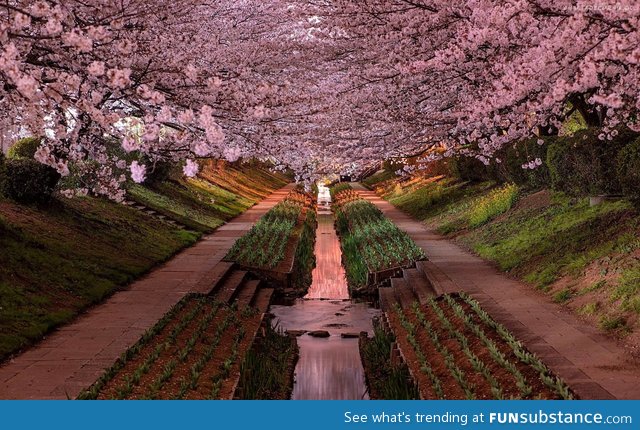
top-left (269, 183), bottom-right (379, 400)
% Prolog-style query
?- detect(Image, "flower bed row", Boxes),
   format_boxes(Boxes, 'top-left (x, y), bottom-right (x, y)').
top-left (332, 186), bottom-right (425, 293)
top-left (78, 295), bottom-right (262, 400)
top-left (386, 293), bottom-right (574, 400)
top-left (225, 189), bottom-right (316, 292)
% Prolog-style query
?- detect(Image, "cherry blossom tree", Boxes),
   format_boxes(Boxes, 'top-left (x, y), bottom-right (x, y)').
top-left (1, 0), bottom-right (639, 194)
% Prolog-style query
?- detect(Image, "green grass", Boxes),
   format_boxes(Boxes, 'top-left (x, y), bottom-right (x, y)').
top-left (553, 288), bottom-right (573, 303)
top-left (0, 197), bottom-right (198, 360)
top-left (360, 326), bottom-right (419, 400)
top-left (578, 302), bottom-right (598, 315)
top-left (612, 267), bottom-right (640, 313)
top-left (236, 323), bottom-right (298, 399)
top-left (362, 170), bottom-right (397, 189)
top-left (0, 163), bottom-right (288, 361)
top-left (225, 199), bottom-right (302, 269)
top-left (599, 314), bottom-right (627, 332)
top-left (128, 183), bottom-right (225, 232)
top-left (292, 209), bottom-right (317, 292)
top-left (467, 183), bottom-right (519, 227)
top-left (465, 196), bottom-right (636, 288)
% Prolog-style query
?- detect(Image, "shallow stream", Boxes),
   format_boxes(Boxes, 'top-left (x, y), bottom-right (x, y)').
top-left (270, 185), bottom-right (380, 400)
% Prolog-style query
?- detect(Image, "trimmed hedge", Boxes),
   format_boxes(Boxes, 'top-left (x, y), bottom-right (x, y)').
top-left (617, 136), bottom-right (640, 199)
top-left (7, 137), bottom-right (42, 159)
top-left (546, 128), bottom-right (638, 196)
top-left (493, 137), bottom-right (551, 189)
top-left (449, 155), bottom-right (492, 182)
top-left (3, 159), bottom-right (61, 203)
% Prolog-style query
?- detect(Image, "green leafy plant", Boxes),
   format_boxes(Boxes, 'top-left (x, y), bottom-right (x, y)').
top-left (468, 183), bottom-right (519, 227)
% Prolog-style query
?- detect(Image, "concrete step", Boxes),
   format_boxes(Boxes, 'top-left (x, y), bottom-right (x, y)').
top-left (416, 260), bottom-right (458, 295)
top-left (252, 288), bottom-right (274, 313)
top-left (234, 279), bottom-right (261, 308)
top-left (191, 261), bottom-right (234, 294)
top-left (378, 286), bottom-right (397, 312)
top-left (213, 269), bottom-right (249, 303)
top-left (403, 267), bottom-right (437, 304)
top-left (390, 277), bottom-right (418, 308)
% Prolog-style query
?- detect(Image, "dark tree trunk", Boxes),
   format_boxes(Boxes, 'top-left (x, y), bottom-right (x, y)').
top-left (570, 94), bottom-right (604, 127)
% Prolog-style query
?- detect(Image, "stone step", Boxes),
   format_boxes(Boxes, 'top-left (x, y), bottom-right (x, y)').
top-left (390, 277), bottom-right (418, 308)
top-left (403, 267), bottom-right (437, 304)
top-left (213, 269), bottom-right (249, 303)
top-left (378, 286), bottom-right (397, 312)
top-left (252, 288), bottom-right (274, 313)
top-left (191, 261), bottom-right (235, 294)
top-left (234, 279), bottom-right (261, 308)
top-left (416, 260), bottom-right (458, 295)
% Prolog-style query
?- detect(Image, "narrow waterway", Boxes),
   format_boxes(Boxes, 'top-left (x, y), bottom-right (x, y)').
top-left (270, 184), bottom-right (379, 400)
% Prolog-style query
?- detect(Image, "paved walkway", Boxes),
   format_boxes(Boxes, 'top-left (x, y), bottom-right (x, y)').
top-left (0, 184), bottom-right (293, 399)
top-left (353, 182), bottom-right (640, 400)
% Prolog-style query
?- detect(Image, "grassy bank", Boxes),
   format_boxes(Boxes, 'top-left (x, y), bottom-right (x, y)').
top-left (376, 174), bottom-right (640, 340)
top-left (0, 163), bottom-right (287, 361)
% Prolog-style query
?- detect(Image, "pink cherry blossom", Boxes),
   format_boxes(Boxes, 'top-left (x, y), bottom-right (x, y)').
top-left (129, 161), bottom-right (147, 183)
top-left (183, 159), bottom-right (199, 177)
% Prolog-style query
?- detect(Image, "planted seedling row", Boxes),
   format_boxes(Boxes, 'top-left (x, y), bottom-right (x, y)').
top-left (386, 294), bottom-right (573, 400)
top-left (79, 295), bottom-right (263, 400)
top-left (333, 190), bottom-right (424, 289)
top-left (226, 190), bottom-right (314, 270)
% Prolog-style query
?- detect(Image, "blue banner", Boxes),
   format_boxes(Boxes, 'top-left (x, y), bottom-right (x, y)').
top-left (0, 400), bottom-right (636, 430)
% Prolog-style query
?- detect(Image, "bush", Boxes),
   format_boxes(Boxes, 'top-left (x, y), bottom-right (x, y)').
top-left (450, 155), bottom-right (493, 182)
top-left (3, 159), bottom-right (61, 203)
top-left (494, 137), bottom-right (551, 189)
top-left (468, 183), bottom-right (519, 228)
top-left (546, 128), bottom-right (638, 196)
top-left (616, 137), bottom-right (640, 199)
top-left (7, 137), bottom-right (42, 159)
top-left (144, 160), bottom-right (178, 185)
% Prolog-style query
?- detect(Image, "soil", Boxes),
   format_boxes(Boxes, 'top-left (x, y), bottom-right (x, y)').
top-left (383, 296), bottom-right (569, 399)
top-left (94, 296), bottom-right (263, 399)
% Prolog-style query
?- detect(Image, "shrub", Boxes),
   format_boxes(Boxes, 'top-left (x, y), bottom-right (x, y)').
top-left (144, 160), bottom-right (178, 185)
top-left (493, 137), bottom-right (551, 189)
top-left (3, 159), bottom-right (61, 203)
top-left (7, 137), bottom-right (42, 159)
top-left (616, 137), bottom-right (640, 199)
top-left (546, 128), bottom-right (637, 196)
top-left (450, 155), bottom-right (493, 182)
top-left (468, 183), bottom-right (519, 228)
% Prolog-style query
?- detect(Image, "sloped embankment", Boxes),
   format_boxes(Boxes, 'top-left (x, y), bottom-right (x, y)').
top-left (0, 162), bottom-right (288, 361)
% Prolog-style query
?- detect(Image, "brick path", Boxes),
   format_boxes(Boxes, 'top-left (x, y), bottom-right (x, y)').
top-left (353, 183), bottom-right (640, 400)
top-left (0, 184), bottom-right (293, 399)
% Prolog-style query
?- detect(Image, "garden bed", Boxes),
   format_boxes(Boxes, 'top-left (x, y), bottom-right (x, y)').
top-left (225, 189), bottom-right (316, 294)
top-left (332, 186), bottom-right (425, 294)
top-left (78, 294), bottom-right (263, 400)
top-left (386, 293), bottom-right (574, 400)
